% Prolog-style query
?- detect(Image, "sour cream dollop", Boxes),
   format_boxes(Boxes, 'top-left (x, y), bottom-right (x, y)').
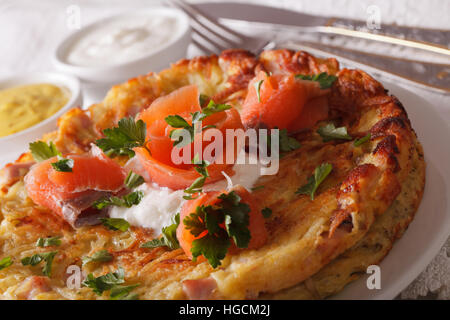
top-left (66, 14), bottom-right (183, 67)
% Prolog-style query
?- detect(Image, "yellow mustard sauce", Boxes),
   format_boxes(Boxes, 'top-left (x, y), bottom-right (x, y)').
top-left (0, 83), bottom-right (70, 137)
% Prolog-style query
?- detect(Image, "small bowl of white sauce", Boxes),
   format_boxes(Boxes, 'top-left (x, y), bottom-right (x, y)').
top-left (53, 7), bottom-right (191, 83)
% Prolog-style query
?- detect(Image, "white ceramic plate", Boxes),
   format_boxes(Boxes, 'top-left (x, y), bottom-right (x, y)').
top-left (332, 82), bottom-right (450, 299)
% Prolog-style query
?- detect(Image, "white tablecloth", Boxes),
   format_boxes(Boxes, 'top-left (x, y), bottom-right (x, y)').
top-left (1, 0), bottom-right (449, 299)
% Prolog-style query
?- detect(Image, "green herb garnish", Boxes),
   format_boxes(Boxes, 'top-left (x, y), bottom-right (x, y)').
top-left (295, 72), bottom-right (337, 89)
top-left (354, 133), bottom-right (371, 147)
top-left (99, 218), bottom-right (131, 232)
top-left (21, 251), bottom-right (58, 277)
top-left (93, 191), bottom-right (144, 210)
top-left (82, 267), bottom-right (124, 295)
top-left (261, 207), bottom-right (272, 218)
top-left (183, 157), bottom-right (210, 200)
top-left (124, 171), bottom-right (145, 189)
top-left (109, 284), bottom-right (140, 300)
top-left (0, 257), bottom-right (13, 270)
top-left (165, 100), bottom-right (231, 148)
top-left (183, 191), bottom-right (251, 268)
top-left (254, 80), bottom-right (264, 102)
top-left (296, 163), bottom-right (333, 200)
top-left (317, 123), bottom-right (352, 142)
top-left (265, 128), bottom-right (300, 158)
top-left (29, 141), bottom-right (61, 162)
top-left (51, 156), bottom-right (74, 172)
top-left (141, 213), bottom-right (180, 250)
top-left (94, 171), bottom-right (144, 211)
top-left (36, 236), bottom-right (61, 247)
top-left (82, 250), bottom-right (113, 266)
top-left (95, 117), bottom-right (149, 158)
top-left (250, 185), bottom-right (265, 192)
top-left (83, 266), bottom-right (140, 299)
top-left (279, 128), bottom-right (301, 152)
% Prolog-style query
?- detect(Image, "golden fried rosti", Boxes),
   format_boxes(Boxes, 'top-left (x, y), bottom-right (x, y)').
top-left (0, 49), bottom-right (425, 299)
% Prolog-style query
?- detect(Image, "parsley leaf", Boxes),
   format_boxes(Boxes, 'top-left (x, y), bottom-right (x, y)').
top-left (261, 207), bottom-right (272, 218)
top-left (109, 284), bottom-right (140, 300)
top-left (165, 115), bottom-right (190, 128)
top-left (41, 251), bottom-right (57, 277)
top-left (183, 158), bottom-right (210, 200)
top-left (99, 218), bottom-right (130, 232)
top-left (141, 213), bottom-right (180, 250)
top-left (191, 232), bottom-right (230, 268)
top-left (254, 80), bottom-right (264, 102)
top-left (202, 100), bottom-right (232, 116)
top-left (184, 206), bottom-right (209, 238)
top-left (82, 250), bottom-right (113, 266)
top-left (83, 267), bottom-right (139, 299)
top-left (36, 236), bottom-right (61, 247)
top-left (296, 163), bottom-right (333, 200)
top-left (51, 156), bottom-right (74, 172)
top-left (0, 257), bottom-right (13, 270)
top-left (83, 267), bottom-right (125, 295)
top-left (93, 171), bottom-right (144, 211)
top-left (21, 251), bottom-right (58, 277)
top-left (250, 185), bottom-right (265, 192)
top-left (95, 117), bottom-right (148, 158)
top-left (295, 72), bottom-right (337, 89)
top-left (29, 141), bottom-right (61, 162)
top-left (183, 191), bottom-right (252, 268)
top-left (354, 133), bottom-right (371, 147)
top-left (124, 171), bottom-right (145, 189)
top-left (93, 191), bottom-right (144, 210)
top-left (265, 128), bottom-right (300, 158)
top-left (21, 255), bottom-right (43, 266)
top-left (317, 123), bottom-right (352, 142)
top-left (279, 128), bottom-right (301, 152)
top-left (166, 100), bottom-right (231, 147)
top-left (219, 192), bottom-right (251, 248)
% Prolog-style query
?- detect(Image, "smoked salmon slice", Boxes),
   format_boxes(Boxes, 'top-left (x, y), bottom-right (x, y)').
top-left (135, 85), bottom-right (244, 190)
top-left (241, 71), bottom-right (329, 132)
top-left (24, 145), bottom-right (126, 227)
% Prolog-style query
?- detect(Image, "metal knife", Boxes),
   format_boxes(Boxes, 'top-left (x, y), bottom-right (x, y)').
top-left (281, 41), bottom-right (450, 94)
top-left (195, 1), bottom-right (450, 56)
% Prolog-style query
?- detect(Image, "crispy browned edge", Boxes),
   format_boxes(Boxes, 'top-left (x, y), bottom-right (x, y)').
top-left (263, 131), bottom-right (425, 299)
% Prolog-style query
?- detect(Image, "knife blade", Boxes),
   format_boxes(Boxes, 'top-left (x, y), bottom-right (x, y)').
top-left (282, 41), bottom-right (450, 94)
top-left (194, 1), bottom-right (450, 56)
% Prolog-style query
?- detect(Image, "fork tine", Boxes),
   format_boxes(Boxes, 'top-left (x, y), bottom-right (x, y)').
top-left (167, 0), bottom-right (238, 48)
top-left (167, 0), bottom-right (244, 45)
top-left (190, 28), bottom-right (228, 52)
top-left (173, 0), bottom-right (243, 38)
top-left (192, 37), bottom-right (217, 56)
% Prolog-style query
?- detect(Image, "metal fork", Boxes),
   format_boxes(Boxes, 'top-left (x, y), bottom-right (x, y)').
top-left (166, 0), bottom-right (273, 55)
top-left (166, 0), bottom-right (449, 93)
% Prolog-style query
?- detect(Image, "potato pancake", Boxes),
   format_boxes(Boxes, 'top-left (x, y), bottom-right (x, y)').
top-left (0, 49), bottom-right (425, 299)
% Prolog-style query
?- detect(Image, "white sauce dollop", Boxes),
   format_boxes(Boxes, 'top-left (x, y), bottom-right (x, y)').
top-left (109, 183), bottom-right (185, 235)
top-left (203, 151), bottom-right (264, 192)
top-left (109, 151), bottom-right (265, 236)
top-left (66, 15), bottom-right (182, 67)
